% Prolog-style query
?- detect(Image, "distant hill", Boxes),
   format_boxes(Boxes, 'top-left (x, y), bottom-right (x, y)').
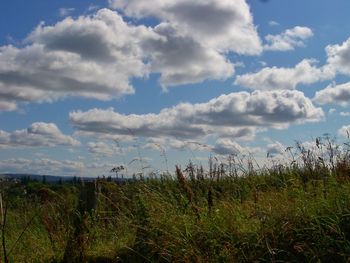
top-left (0, 173), bottom-right (131, 183)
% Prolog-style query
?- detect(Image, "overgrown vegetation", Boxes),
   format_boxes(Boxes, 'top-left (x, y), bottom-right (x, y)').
top-left (1, 136), bottom-right (350, 262)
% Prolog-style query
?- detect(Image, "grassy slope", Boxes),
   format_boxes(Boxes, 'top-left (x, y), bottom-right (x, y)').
top-left (1, 141), bottom-right (350, 262)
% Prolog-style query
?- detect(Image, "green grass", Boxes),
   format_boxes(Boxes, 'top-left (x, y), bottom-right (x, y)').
top-left (1, 139), bottom-right (350, 262)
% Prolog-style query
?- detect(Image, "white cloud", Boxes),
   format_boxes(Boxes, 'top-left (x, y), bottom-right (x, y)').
top-left (74, 130), bottom-right (134, 143)
top-left (264, 26), bottom-right (313, 51)
top-left (267, 141), bottom-right (285, 156)
top-left (143, 22), bottom-right (234, 87)
top-left (87, 141), bottom-right (115, 156)
top-left (169, 139), bottom-right (211, 152)
top-left (59, 8), bottom-right (75, 17)
top-left (211, 138), bottom-right (260, 155)
top-left (0, 101), bottom-right (17, 112)
top-left (268, 20), bottom-right (279, 26)
top-left (339, 125), bottom-right (350, 138)
top-left (313, 82), bottom-right (350, 106)
top-left (144, 136), bottom-right (259, 156)
top-left (0, 158), bottom-right (84, 175)
top-left (0, 9), bottom-right (157, 110)
top-left (87, 5), bottom-right (99, 12)
top-left (109, 0), bottom-right (262, 55)
top-left (328, 108), bottom-right (336, 115)
top-left (258, 61), bottom-right (267, 67)
top-left (0, 4), bottom-right (263, 109)
top-left (143, 138), bottom-right (167, 151)
top-left (326, 37), bottom-right (350, 76)
top-left (235, 37), bottom-right (350, 91)
top-left (108, 0), bottom-right (264, 87)
top-left (87, 162), bottom-right (117, 169)
top-left (70, 90), bottom-right (324, 140)
top-left (235, 59), bottom-right (333, 90)
top-left (340, 111), bottom-right (350, 116)
top-left (0, 122), bottom-right (79, 148)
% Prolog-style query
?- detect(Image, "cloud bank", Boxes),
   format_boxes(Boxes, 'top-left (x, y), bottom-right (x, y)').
top-left (0, 1), bottom-right (266, 111)
top-left (314, 82), bottom-right (350, 106)
top-left (235, 59), bottom-right (332, 90)
top-left (0, 158), bottom-right (84, 175)
top-left (70, 90), bottom-right (324, 140)
top-left (0, 122), bottom-right (79, 148)
top-left (108, 0), bottom-right (262, 54)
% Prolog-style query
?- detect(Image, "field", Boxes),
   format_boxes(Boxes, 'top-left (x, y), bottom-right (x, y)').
top-left (1, 138), bottom-right (350, 262)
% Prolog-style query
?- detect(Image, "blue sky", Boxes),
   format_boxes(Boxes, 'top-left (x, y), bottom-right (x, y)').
top-left (1, 0), bottom-right (350, 177)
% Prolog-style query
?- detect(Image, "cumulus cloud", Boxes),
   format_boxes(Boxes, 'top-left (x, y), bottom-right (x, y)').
top-left (311, 37), bottom-right (350, 106)
top-left (87, 141), bottom-right (115, 156)
top-left (211, 138), bottom-right (260, 155)
top-left (70, 90), bottom-right (324, 140)
top-left (0, 9), bottom-right (157, 110)
top-left (313, 82), bottom-right (350, 106)
top-left (0, 158), bottom-right (84, 175)
top-left (236, 37), bottom-right (350, 91)
top-left (0, 122), bottom-right (79, 148)
top-left (0, 3), bottom-right (264, 109)
top-left (108, 0), bottom-right (264, 87)
top-left (145, 136), bottom-right (260, 156)
top-left (264, 26), bottom-right (313, 51)
top-left (235, 59), bottom-right (333, 90)
top-left (169, 139), bottom-right (211, 152)
top-left (143, 23), bottom-right (234, 87)
top-left (109, 0), bottom-right (262, 54)
top-left (143, 138), bottom-right (167, 151)
top-left (326, 37), bottom-right (350, 76)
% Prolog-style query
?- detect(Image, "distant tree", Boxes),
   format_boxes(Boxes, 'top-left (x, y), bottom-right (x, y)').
top-left (72, 176), bottom-right (77, 185)
top-left (21, 176), bottom-right (30, 185)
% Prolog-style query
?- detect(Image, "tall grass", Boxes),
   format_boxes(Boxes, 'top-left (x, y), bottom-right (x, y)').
top-left (1, 136), bottom-right (350, 262)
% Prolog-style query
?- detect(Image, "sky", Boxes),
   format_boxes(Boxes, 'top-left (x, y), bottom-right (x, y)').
top-left (1, 0), bottom-right (350, 177)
